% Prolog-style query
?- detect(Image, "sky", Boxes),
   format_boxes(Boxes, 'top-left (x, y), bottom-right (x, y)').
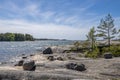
top-left (0, 0), bottom-right (120, 40)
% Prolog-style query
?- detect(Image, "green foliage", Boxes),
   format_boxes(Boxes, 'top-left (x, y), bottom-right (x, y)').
top-left (97, 14), bottom-right (117, 46)
top-left (102, 45), bottom-right (120, 57)
top-left (14, 33), bottom-right (25, 41)
top-left (25, 34), bottom-right (34, 41)
top-left (85, 45), bottom-right (120, 58)
top-left (85, 47), bottom-right (99, 58)
top-left (0, 33), bottom-right (34, 41)
top-left (86, 27), bottom-right (96, 50)
top-left (4, 33), bottom-right (15, 41)
top-left (83, 14), bottom-right (120, 58)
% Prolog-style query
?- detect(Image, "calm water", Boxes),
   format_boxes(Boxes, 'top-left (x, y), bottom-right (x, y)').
top-left (0, 40), bottom-right (73, 62)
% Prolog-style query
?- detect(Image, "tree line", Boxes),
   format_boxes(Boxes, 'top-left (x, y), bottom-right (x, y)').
top-left (0, 33), bottom-right (34, 41)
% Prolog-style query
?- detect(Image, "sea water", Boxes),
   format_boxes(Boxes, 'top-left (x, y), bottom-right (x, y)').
top-left (0, 40), bottom-right (73, 62)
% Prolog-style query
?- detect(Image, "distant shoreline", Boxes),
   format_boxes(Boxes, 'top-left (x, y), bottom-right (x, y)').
top-left (0, 38), bottom-right (71, 42)
top-left (0, 39), bottom-right (119, 42)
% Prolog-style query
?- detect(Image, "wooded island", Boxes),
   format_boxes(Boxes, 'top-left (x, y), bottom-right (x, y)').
top-left (0, 33), bottom-right (34, 41)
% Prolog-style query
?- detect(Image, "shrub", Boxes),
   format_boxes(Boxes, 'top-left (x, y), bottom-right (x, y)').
top-left (85, 47), bottom-right (99, 58)
top-left (102, 45), bottom-right (120, 57)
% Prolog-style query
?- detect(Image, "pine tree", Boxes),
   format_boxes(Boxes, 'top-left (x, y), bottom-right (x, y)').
top-left (97, 14), bottom-right (117, 46)
top-left (86, 27), bottom-right (96, 50)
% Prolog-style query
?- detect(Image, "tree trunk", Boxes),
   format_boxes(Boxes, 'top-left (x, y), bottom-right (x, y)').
top-left (108, 27), bottom-right (110, 47)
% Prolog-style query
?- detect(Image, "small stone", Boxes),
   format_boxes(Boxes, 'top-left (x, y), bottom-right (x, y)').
top-left (15, 60), bottom-right (24, 66)
top-left (30, 54), bottom-right (34, 56)
top-left (56, 57), bottom-right (64, 61)
top-left (104, 52), bottom-right (113, 59)
top-left (47, 56), bottom-right (54, 61)
top-left (22, 56), bottom-right (27, 59)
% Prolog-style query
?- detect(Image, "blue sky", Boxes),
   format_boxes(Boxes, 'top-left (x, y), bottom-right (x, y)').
top-left (0, 0), bottom-right (120, 40)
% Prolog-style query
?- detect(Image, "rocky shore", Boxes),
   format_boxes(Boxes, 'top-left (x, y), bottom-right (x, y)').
top-left (0, 45), bottom-right (120, 80)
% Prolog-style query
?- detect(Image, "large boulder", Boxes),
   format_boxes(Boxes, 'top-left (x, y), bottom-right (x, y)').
top-left (74, 64), bottom-right (86, 71)
top-left (14, 60), bottom-right (24, 66)
top-left (104, 52), bottom-right (113, 59)
top-left (66, 63), bottom-right (77, 70)
top-left (66, 63), bottom-right (86, 71)
top-left (43, 47), bottom-right (53, 54)
top-left (23, 60), bottom-right (36, 71)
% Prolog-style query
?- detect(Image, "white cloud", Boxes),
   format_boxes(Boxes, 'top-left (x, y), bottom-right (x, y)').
top-left (1, 0), bottom-right (119, 40)
top-left (0, 19), bottom-right (89, 40)
top-left (0, 0), bottom-right (98, 40)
